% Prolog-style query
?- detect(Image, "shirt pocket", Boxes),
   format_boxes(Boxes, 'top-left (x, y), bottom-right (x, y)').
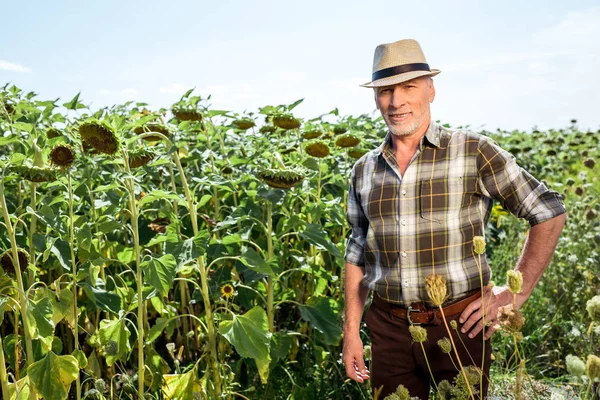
top-left (420, 176), bottom-right (477, 223)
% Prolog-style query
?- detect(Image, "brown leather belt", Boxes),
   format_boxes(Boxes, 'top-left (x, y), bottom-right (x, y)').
top-left (372, 290), bottom-right (480, 325)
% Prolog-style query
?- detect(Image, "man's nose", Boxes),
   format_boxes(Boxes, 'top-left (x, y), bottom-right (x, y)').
top-left (390, 87), bottom-right (407, 109)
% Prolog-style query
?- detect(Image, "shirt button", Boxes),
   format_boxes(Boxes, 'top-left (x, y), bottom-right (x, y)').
top-left (401, 189), bottom-right (407, 196)
top-left (401, 251), bottom-right (407, 257)
top-left (401, 219), bottom-right (406, 226)
top-left (404, 280), bottom-right (409, 287)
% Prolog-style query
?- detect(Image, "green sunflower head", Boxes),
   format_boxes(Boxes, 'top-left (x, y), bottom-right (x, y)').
top-left (272, 113), bottom-right (301, 130)
top-left (128, 147), bottom-right (156, 169)
top-left (259, 125), bottom-right (278, 135)
top-left (78, 120), bottom-right (120, 155)
top-left (232, 118), bottom-right (256, 130)
top-left (259, 168), bottom-right (304, 189)
top-left (11, 165), bottom-right (57, 183)
top-left (335, 134), bottom-right (361, 148)
top-left (133, 123), bottom-right (170, 141)
top-left (333, 124), bottom-right (349, 135)
top-left (348, 147), bottom-right (368, 159)
top-left (46, 127), bottom-right (62, 139)
top-left (172, 108), bottom-right (203, 122)
top-left (304, 140), bottom-right (330, 158)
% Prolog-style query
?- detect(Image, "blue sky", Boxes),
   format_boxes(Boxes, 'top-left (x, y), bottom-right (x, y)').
top-left (1, 0), bottom-right (599, 131)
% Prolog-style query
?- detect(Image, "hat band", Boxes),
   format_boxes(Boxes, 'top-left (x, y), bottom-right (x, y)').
top-left (372, 63), bottom-right (431, 82)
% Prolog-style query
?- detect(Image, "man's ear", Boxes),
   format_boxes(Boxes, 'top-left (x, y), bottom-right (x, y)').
top-left (428, 78), bottom-right (436, 103)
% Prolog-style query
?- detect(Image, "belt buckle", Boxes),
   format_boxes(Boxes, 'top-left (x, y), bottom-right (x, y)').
top-left (406, 305), bottom-right (421, 325)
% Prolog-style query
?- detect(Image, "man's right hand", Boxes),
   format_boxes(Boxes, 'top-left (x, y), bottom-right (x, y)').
top-left (342, 333), bottom-right (370, 383)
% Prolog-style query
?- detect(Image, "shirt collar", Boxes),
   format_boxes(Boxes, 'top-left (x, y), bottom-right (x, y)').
top-left (377, 120), bottom-right (442, 156)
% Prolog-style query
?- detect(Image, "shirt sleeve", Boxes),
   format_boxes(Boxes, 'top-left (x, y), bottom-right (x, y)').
top-left (344, 164), bottom-right (369, 267)
top-left (476, 136), bottom-right (566, 226)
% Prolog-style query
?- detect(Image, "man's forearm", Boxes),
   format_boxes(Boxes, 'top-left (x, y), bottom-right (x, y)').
top-left (344, 262), bottom-right (370, 334)
top-left (513, 213), bottom-right (567, 304)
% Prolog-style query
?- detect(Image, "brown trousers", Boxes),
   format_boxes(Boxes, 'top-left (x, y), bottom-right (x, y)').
top-left (366, 300), bottom-right (492, 399)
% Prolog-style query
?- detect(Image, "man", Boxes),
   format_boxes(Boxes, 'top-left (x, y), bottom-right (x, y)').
top-left (342, 39), bottom-right (567, 399)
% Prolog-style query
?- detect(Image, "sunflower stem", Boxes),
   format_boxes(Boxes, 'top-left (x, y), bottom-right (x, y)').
top-left (121, 149), bottom-right (145, 398)
top-left (67, 170), bottom-right (82, 400)
top-left (0, 182), bottom-right (36, 400)
top-left (266, 201), bottom-right (275, 333)
top-left (0, 335), bottom-right (9, 400)
top-left (27, 182), bottom-right (37, 287)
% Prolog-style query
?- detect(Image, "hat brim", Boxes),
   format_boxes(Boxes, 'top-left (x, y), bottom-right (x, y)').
top-left (360, 69), bottom-right (441, 88)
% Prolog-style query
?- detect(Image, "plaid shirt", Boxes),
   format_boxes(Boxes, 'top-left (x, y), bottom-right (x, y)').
top-left (345, 121), bottom-right (566, 306)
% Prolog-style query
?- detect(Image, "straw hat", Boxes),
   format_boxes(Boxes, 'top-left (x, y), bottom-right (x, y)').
top-left (361, 39), bottom-right (440, 88)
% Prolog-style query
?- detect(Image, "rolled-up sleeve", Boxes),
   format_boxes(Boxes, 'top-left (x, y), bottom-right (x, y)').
top-left (477, 136), bottom-right (566, 226)
top-left (345, 165), bottom-right (368, 267)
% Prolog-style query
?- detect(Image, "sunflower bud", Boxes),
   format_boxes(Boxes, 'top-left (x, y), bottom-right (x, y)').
top-left (507, 270), bottom-right (523, 294)
top-left (386, 384), bottom-right (410, 400)
top-left (409, 325), bottom-right (427, 343)
top-left (450, 320), bottom-right (458, 330)
top-left (586, 295), bottom-right (600, 322)
top-left (437, 337), bottom-right (452, 354)
top-left (586, 354), bottom-right (600, 381)
top-left (425, 273), bottom-right (448, 307)
top-left (94, 379), bottom-right (106, 393)
top-left (565, 354), bottom-right (586, 377)
top-left (473, 236), bottom-right (486, 255)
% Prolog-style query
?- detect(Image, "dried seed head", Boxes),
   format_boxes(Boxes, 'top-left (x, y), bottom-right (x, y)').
top-left (507, 270), bottom-right (523, 294)
top-left (496, 304), bottom-right (525, 337)
top-left (586, 295), bottom-right (600, 322)
top-left (166, 342), bottom-right (176, 354)
top-left (575, 186), bottom-right (584, 196)
top-left (335, 134), bottom-right (361, 148)
top-left (232, 118), bottom-right (255, 130)
top-left (1, 248), bottom-right (29, 275)
top-left (78, 120), bottom-right (120, 155)
top-left (363, 345), bottom-right (371, 360)
top-left (565, 354), bottom-right (586, 377)
top-left (473, 236), bottom-right (486, 255)
top-left (46, 127), bottom-right (61, 139)
top-left (437, 380), bottom-right (452, 399)
top-left (133, 123), bottom-right (170, 141)
top-left (348, 148), bottom-right (368, 160)
top-left (450, 320), bottom-right (458, 330)
top-left (11, 165), bottom-right (57, 182)
top-left (437, 337), bottom-right (452, 354)
top-left (259, 168), bottom-right (304, 189)
top-left (425, 273), bottom-right (448, 307)
top-left (304, 141), bottom-right (330, 158)
top-left (546, 149), bottom-right (557, 156)
top-left (128, 148), bottom-right (156, 169)
top-left (94, 379), bottom-right (106, 393)
top-left (49, 144), bottom-right (75, 169)
top-left (586, 209), bottom-right (598, 220)
top-left (172, 108), bottom-right (203, 121)
top-left (272, 114), bottom-right (300, 130)
top-left (583, 158), bottom-right (596, 169)
top-left (408, 325), bottom-right (427, 343)
top-left (221, 284), bottom-right (234, 299)
top-left (587, 354), bottom-right (600, 381)
top-left (566, 178), bottom-right (575, 186)
top-left (487, 280), bottom-right (495, 289)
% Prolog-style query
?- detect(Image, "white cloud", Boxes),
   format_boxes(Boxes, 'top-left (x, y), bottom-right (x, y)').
top-left (159, 83), bottom-right (192, 95)
top-left (120, 88), bottom-right (139, 98)
top-left (0, 60), bottom-right (32, 73)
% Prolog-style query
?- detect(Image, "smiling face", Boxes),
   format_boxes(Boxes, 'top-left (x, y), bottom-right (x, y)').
top-left (374, 76), bottom-right (435, 138)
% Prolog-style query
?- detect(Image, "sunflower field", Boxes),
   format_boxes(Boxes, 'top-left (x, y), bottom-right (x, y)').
top-left (0, 83), bottom-right (598, 400)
